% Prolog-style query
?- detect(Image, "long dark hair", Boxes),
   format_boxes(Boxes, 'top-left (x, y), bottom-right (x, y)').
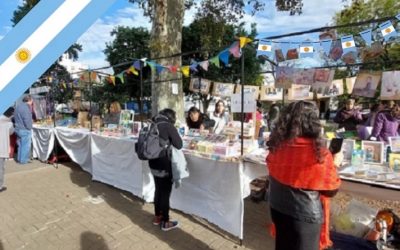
top-left (186, 106), bottom-right (203, 129)
top-left (213, 100), bottom-right (225, 117)
top-left (267, 101), bottom-right (324, 163)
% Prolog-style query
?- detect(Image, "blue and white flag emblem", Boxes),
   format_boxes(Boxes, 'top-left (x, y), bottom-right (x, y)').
top-left (379, 21), bottom-right (397, 41)
top-left (341, 35), bottom-right (356, 54)
top-left (0, 0), bottom-right (118, 114)
top-left (257, 40), bottom-right (272, 58)
top-left (299, 43), bottom-right (314, 58)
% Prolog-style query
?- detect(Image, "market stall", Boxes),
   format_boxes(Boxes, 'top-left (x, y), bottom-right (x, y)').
top-left (32, 125), bottom-right (55, 162)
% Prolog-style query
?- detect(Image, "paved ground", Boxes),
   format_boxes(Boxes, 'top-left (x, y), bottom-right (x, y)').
top-left (0, 159), bottom-right (274, 250)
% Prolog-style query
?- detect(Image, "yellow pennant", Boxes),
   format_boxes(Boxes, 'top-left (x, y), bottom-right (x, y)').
top-left (239, 37), bottom-right (252, 48)
top-left (181, 66), bottom-right (190, 77)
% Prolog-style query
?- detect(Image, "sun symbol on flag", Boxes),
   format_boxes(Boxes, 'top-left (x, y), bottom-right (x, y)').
top-left (304, 47), bottom-right (310, 52)
top-left (261, 45), bottom-right (269, 51)
top-left (15, 48), bottom-right (31, 63)
top-left (345, 41), bottom-right (352, 47)
top-left (385, 28), bottom-right (391, 34)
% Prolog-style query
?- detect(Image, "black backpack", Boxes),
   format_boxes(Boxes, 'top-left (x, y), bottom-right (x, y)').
top-left (135, 120), bottom-right (169, 160)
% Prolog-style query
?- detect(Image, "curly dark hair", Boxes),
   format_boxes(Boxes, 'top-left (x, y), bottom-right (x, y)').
top-left (267, 101), bottom-right (324, 163)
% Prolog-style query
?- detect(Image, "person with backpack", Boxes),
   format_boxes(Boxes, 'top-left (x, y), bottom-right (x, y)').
top-left (147, 109), bottom-right (183, 231)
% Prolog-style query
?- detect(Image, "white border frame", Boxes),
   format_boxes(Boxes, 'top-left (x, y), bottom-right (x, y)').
top-left (389, 136), bottom-right (400, 152)
top-left (361, 140), bottom-right (384, 165)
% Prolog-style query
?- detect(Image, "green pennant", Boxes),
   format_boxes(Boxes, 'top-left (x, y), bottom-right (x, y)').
top-left (116, 73), bottom-right (125, 84)
top-left (209, 56), bottom-right (220, 68)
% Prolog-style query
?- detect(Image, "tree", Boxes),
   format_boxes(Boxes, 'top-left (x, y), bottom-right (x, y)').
top-left (181, 16), bottom-right (263, 111)
top-left (128, 0), bottom-right (301, 121)
top-left (103, 26), bottom-right (151, 109)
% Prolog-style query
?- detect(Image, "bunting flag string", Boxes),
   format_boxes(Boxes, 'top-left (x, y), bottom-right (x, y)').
top-left (98, 13), bottom-right (400, 87)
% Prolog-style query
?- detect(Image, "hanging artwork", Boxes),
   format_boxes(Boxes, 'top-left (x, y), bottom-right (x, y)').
top-left (286, 48), bottom-right (299, 60)
top-left (288, 84), bottom-right (312, 100)
top-left (313, 69), bottom-right (335, 88)
top-left (316, 79), bottom-right (344, 99)
top-left (260, 86), bottom-right (283, 101)
top-left (275, 66), bottom-right (294, 89)
top-left (189, 78), bottom-right (211, 95)
top-left (352, 72), bottom-right (381, 98)
top-left (275, 49), bottom-right (285, 62)
top-left (381, 71), bottom-right (400, 100)
top-left (235, 85), bottom-right (260, 99)
top-left (212, 82), bottom-right (235, 97)
top-left (292, 68), bottom-right (315, 85)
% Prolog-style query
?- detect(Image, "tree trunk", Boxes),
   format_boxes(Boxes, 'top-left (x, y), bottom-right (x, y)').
top-left (150, 0), bottom-right (185, 123)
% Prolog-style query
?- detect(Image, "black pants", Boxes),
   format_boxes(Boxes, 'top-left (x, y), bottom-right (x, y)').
top-left (153, 176), bottom-right (173, 222)
top-left (271, 208), bottom-right (321, 250)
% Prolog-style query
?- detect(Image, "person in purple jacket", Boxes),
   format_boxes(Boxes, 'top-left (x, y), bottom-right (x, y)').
top-left (370, 104), bottom-right (400, 143)
top-left (334, 99), bottom-right (363, 131)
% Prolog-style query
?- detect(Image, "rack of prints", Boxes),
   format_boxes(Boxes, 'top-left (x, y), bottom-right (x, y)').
top-left (388, 137), bottom-right (400, 172)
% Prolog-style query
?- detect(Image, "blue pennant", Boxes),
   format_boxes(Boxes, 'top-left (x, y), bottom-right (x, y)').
top-left (359, 29), bottom-right (372, 46)
top-left (320, 39), bottom-right (332, 56)
top-left (219, 49), bottom-right (230, 66)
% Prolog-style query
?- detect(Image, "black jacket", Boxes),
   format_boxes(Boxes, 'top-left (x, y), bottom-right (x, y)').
top-left (148, 115), bottom-right (183, 173)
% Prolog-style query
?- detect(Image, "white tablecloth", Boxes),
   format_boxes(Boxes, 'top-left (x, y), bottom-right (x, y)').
top-left (32, 126), bottom-right (55, 161)
top-left (31, 127), bottom-right (268, 238)
top-left (55, 127), bottom-right (92, 173)
top-left (90, 134), bottom-right (154, 202)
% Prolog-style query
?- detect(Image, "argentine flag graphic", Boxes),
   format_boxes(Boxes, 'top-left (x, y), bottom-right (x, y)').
top-left (0, 0), bottom-right (118, 114)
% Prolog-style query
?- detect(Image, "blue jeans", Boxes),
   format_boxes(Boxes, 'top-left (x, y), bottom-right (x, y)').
top-left (15, 128), bottom-right (32, 164)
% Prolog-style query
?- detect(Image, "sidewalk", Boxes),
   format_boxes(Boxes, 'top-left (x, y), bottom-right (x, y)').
top-left (0, 160), bottom-right (274, 250)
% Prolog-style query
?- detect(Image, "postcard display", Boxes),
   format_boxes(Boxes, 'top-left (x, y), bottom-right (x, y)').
top-left (337, 137), bottom-right (400, 190)
top-left (181, 121), bottom-right (258, 161)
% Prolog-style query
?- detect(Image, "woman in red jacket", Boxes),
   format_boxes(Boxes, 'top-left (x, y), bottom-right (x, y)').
top-left (266, 101), bottom-right (341, 250)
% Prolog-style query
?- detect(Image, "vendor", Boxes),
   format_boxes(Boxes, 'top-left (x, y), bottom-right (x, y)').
top-left (103, 101), bottom-right (121, 125)
top-left (209, 100), bottom-right (229, 134)
top-left (334, 98), bottom-right (363, 131)
top-left (186, 106), bottom-right (214, 130)
top-left (370, 103), bottom-right (400, 143)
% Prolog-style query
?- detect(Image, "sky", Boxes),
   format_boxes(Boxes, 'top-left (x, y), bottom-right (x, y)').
top-left (0, 0), bottom-right (346, 73)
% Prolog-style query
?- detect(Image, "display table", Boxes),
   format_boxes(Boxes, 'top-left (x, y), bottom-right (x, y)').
top-left (171, 155), bottom-right (267, 239)
top-left (90, 134), bottom-right (154, 202)
top-left (30, 127), bottom-right (270, 239)
top-left (54, 127), bottom-right (92, 173)
top-left (32, 125), bottom-right (55, 162)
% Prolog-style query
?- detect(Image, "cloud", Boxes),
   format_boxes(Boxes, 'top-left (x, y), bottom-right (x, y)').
top-left (77, 0), bottom-right (346, 72)
top-left (243, 0), bottom-right (345, 39)
top-left (76, 5), bottom-right (151, 72)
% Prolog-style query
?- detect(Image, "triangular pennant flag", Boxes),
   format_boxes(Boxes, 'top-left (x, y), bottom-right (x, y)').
top-left (340, 35), bottom-right (356, 54)
top-left (299, 42), bottom-right (314, 58)
top-left (279, 42), bottom-right (290, 60)
top-left (147, 61), bottom-right (156, 73)
top-left (320, 39), bottom-right (332, 56)
top-left (156, 64), bottom-right (165, 74)
top-left (199, 61), bottom-right (209, 71)
top-left (359, 29), bottom-right (372, 46)
top-left (116, 72), bottom-right (125, 84)
top-left (181, 66), bottom-right (190, 77)
top-left (62, 82), bottom-right (67, 89)
top-left (239, 37), bottom-right (252, 48)
top-left (168, 65), bottom-right (178, 73)
top-left (396, 13), bottom-right (400, 21)
top-left (73, 79), bottom-right (79, 86)
top-left (219, 49), bottom-right (230, 65)
top-left (379, 20), bottom-right (397, 41)
top-left (256, 40), bottom-right (272, 58)
top-left (229, 41), bottom-right (241, 58)
top-left (133, 60), bottom-right (142, 70)
top-left (209, 56), bottom-right (220, 68)
top-left (107, 76), bottom-right (115, 86)
top-left (189, 62), bottom-right (198, 72)
top-left (127, 66), bottom-right (139, 76)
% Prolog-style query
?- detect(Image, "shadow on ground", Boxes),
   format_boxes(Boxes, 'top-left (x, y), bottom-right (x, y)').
top-left (80, 231), bottom-right (109, 250)
top-left (65, 162), bottom-right (273, 250)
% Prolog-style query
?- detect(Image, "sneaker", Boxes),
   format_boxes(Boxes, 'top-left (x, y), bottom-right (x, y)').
top-left (0, 187), bottom-right (7, 192)
top-left (152, 216), bottom-right (162, 226)
top-left (161, 221), bottom-right (179, 231)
